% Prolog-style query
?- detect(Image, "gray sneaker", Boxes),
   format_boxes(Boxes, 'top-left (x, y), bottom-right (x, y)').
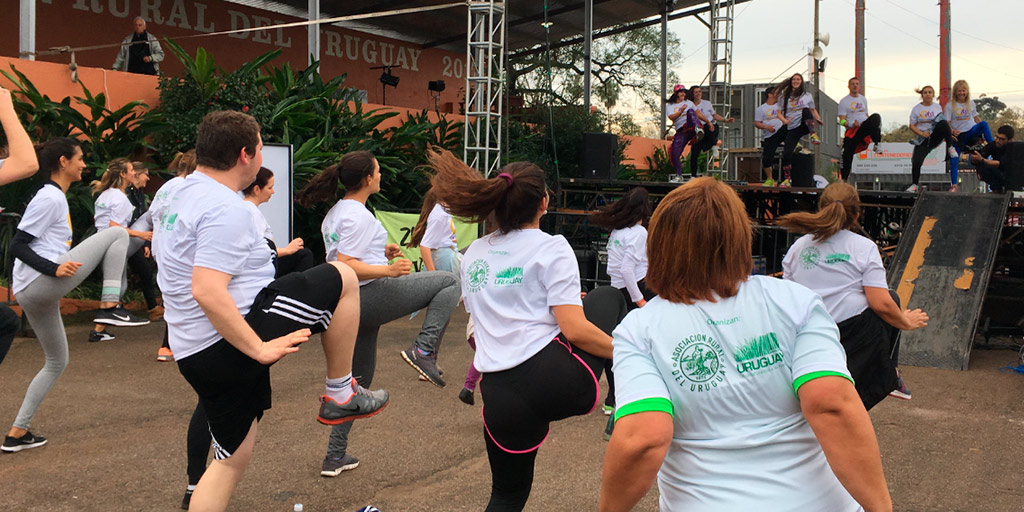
top-left (317, 383), bottom-right (389, 425)
top-left (401, 346), bottom-right (446, 387)
top-left (321, 454), bottom-right (359, 477)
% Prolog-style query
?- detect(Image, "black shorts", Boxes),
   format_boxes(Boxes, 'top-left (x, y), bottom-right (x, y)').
top-left (480, 337), bottom-right (604, 454)
top-left (177, 263), bottom-right (343, 459)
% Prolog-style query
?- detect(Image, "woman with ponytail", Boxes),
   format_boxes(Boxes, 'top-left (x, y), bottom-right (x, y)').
top-left (774, 73), bottom-right (824, 185)
top-left (429, 149), bottom-right (626, 511)
top-left (906, 85), bottom-right (958, 192)
top-left (779, 182), bottom-right (928, 408)
top-left (90, 158), bottom-right (154, 342)
top-left (296, 151), bottom-right (460, 477)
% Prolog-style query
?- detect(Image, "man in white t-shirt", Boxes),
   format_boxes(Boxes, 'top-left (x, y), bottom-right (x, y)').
top-left (152, 111), bottom-right (388, 511)
top-left (838, 77), bottom-right (883, 181)
top-left (753, 86), bottom-right (786, 186)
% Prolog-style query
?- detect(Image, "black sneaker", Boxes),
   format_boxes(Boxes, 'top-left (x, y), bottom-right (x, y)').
top-left (94, 305), bottom-right (150, 327)
top-left (1, 431), bottom-right (47, 453)
top-left (458, 388), bottom-right (475, 406)
top-left (88, 329), bottom-right (116, 343)
top-left (181, 488), bottom-right (192, 510)
top-left (320, 454), bottom-right (359, 477)
top-left (317, 382), bottom-right (389, 425)
top-left (401, 346), bottom-right (446, 387)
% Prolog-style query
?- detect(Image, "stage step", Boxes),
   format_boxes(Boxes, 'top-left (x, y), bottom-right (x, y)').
top-left (887, 192), bottom-right (1010, 370)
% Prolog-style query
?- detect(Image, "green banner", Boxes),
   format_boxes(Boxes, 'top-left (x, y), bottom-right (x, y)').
top-left (374, 210), bottom-right (478, 272)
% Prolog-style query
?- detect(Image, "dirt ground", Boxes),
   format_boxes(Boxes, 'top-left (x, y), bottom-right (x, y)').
top-left (1, 309), bottom-right (1023, 511)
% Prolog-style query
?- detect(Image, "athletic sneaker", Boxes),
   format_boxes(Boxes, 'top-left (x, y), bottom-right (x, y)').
top-left (417, 368), bottom-right (444, 382)
top-left (602, 404), bottom-right (614, 416)
top-left (779, 179), bottom-right (791, 188)
top-left (763, 178), bottom-right (776, 187)
top-left (873, 142), bottom-right (882, 153)
top-left (668, 174), bottom-right (683, 183)
top-left (88, 329), bottom-right (115, 343)
top-left (695, 127), bottom-right (705, 141)
top-left (905, 184), bottom-right (919, 193)
top-left (948, 145), bottom-right (959, 159)
top-left (809, 133), bottom-right (821, 145)
top-left (317, 383), bottom-right (389, 425)
top-left (156, 347), bottom-right (174, 362)
top-left (181, 488), bottom-right (192, 510)
top-left (889, 374), bottom-right (912, 400)
top-left (949, 184), bottom-right (959, 193)
top-left (321, 454), bottom-right (360, 477)
top-left (1, 431), bottom-right (47, 453)
top-left (401, 346), bottom-right (446, 387)
top-left (458, 388), bottom-right (475, 405)
top-left (93, 305), bottom-right (150, 327)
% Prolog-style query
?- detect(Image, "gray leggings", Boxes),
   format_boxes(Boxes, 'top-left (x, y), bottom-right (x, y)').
top-left (326, 270), bottom-right (460, 458)
top-left (11, 227), bottom-right (129, 430)
top-left (120, 236), bottom-right (146, 301)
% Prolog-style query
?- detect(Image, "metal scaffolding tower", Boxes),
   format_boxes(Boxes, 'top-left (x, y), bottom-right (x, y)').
top-left (464, 1), bottom-right (506, 177)
top-left (707, 0), bottom-right (735, 179)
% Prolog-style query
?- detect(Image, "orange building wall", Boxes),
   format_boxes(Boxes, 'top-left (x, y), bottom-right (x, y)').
top-left (0, 56), bottom-right (160, 114)
top-left (0, 0), bottom-right (466, 112)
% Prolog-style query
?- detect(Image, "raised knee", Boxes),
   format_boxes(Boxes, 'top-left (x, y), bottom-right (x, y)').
top-left (328, 261), bottom-right (359, 288)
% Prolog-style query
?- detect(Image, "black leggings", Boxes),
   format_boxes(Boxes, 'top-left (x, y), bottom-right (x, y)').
top-left (761, 126), bottom-right (788, 171)
top-left (275, 248), bottom-right (315, 278)
top-left (688, 123), bottom-right (721, 177)
top-left (186, 401), bottom-right (210, 485)
top-left (781, 108), bottom-right (816, 170)
top-left (482, 287), bottom-right (626, 511)
top-left (605, 281), bottom-right (657, 408)
top-left (911, 120), bottom-right (956, 185)
top-left (840, 113), bottom-right (883, 180)
top-left (0, 304), bottom-right (20, 366)
top-left (126, 249), bottom-right (158, 310)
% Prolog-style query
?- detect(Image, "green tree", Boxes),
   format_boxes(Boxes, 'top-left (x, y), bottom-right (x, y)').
top-left (975, 94), bottom-right (1006, 122)
top-left (991, 106), bottom-right (1023, 134)
top-left (882, 123), bottom-right (915, 143)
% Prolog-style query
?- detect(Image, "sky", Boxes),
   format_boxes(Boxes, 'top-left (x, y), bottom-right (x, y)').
top-left (662, 0), bottom-right (1024, 130)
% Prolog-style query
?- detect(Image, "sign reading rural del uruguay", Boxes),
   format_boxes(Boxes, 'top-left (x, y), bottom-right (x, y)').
top-left (851, 142), bottom-right (947, 175)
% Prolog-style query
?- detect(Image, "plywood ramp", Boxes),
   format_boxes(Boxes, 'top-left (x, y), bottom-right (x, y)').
top-left (887, 192), bottom-right (1009, 370)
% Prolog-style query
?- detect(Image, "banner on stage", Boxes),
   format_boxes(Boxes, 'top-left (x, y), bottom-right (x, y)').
top-left (851, 142), bottom-right (946, 174)
top-left (375, 211), bottom-right (478, 272)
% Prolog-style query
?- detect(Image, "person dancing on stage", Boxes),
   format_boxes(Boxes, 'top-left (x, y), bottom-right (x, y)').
top-left (295, 151), bottom-right (460, 478)
top-left (3, 138), bottom-right (148, 454)
top-left (666, 85), bottom-right (706, 181)
top-left (429, 148), bottom-right (626, 511)
top-left (779, 182), bottom-right (928, 405)
top-left (945, 80), bottom-right (994, 192)
top-left (838, 77), bottom-right (882, 182)
top-left (907, 85), bottom-right (959, 192)
top-left (153, 111), bottom-right (388, 511)
top-left (754, 86), bottom-right (787, 186)
top-left (687, 85), bottom-right (734, 178)
top-left (775, 73), bottom-right (824, 186)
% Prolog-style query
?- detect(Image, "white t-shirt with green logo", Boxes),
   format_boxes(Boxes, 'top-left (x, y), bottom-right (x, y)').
top-left (13, 184), bottom-right (73, 295)
top-left (611, 276), bottom-right (859, 511)
top-left (782, 229), bottom-right (888, 323)
top-left (420, 203), bottom-right (457, 250)
top-left (606, 224), bottom-right (648, 303)
top-left (461, 229), bottom-right (583, 372)
top-left (321, 199), bottom-right (388, 286)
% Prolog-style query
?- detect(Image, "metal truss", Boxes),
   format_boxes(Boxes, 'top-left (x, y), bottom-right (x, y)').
top-left (464, 1), bottom-right (506, 177)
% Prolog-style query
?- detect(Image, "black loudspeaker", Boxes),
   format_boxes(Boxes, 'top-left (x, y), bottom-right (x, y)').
top-left (581, 132), bottom-right (618, 180)
top-left (1002, 142), bottom-right (1024, 192)
top-left (791, 153), bottom-right (815, 187)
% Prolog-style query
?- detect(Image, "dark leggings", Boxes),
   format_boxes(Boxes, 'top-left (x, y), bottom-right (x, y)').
top-left (0, 304), bottom-right (20, 366)
top-left (688, 122), bottom-right (721, 177)
top-left (186, 400), bottom-right (210, 485)
top-left (911, 120), bottom-right (956, 185)
top-left (483, 287), bottom-right (627, 511)
top-left (126, 250), bottom-right (158, 310)
top-left (604, 281), bottom-right (656, 408)
top-left (781, 108), bottom-right (816, 172)
top-left (840, 113), bottom-right (883, 180)
top-left (761, 126), bottom-right (788, 171)
top-left (275, 248), bottom-right (315, 278)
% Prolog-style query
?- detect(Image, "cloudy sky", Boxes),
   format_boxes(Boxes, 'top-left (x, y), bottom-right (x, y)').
top-left (666, 0), bottom-right (1024, 129)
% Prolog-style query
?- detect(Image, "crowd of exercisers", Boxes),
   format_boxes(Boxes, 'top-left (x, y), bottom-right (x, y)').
top-left (3, 80), bottom-right (970, 512)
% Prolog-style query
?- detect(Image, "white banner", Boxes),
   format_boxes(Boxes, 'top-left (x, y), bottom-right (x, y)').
top-left (851, 142), bottom-right (947, 175)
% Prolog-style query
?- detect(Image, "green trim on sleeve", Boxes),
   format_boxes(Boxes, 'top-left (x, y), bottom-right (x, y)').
top-left (614, 397), bottom-right (674, 422)
top-left (792, 371), bottom-right (855, 395)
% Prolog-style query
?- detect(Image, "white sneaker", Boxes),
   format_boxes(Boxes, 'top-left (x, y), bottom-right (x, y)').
top-left (948, 145), bottom-right (959, 159)
top-left (872, 142), bottom-right (881, 153)
top-left (906, 184), bottom-right (919, 193)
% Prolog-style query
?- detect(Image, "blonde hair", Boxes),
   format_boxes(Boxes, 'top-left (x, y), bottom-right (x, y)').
top-left (646, 178), bottom-right (752, 304)
top-left (776, 182), bottom-right (862, 241)
top-left (952, 79), bottom-right (971, 103)
top-left (91, 158), bottom-right (131, 194)
top-left (167, 149), bottom-right (197, 177)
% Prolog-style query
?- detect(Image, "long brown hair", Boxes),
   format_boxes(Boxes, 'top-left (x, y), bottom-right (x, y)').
top-left (589, 187), bottom-right (652, 231)
top-left (407, 188), bottom-right (440, 248)
top-left (91, 158), bottom-right (130, 194)
top-left (167, 149), bottom-right (197, 177)
top-left (427, 149), bottom-right (546, 234)
top-left (776, 182), bottom-right (861, 241)
top-left (646, 177), bottom-right (752, 304)
top-left (295, 151), bottom-right (377, 207)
